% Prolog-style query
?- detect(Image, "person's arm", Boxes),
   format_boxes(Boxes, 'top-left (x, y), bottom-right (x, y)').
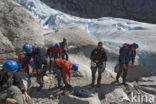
top-left (22, 54), bottom-right (31, 69)
top-left (0, 91), bottom-right (8, 104)
top-left (68, 70), bottom-right (72, 79)
top-left (14, 73), bottom-right (26, 93)
top-left (131, 50), bottom-right (136, 64)
top-left (101, 49), bottom-right (107, 62)
top-left (90, 49), bottom-right (95, 60)
top-left (14, 73), bottom-right (31, 102)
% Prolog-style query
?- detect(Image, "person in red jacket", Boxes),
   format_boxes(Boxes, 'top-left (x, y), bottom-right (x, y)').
top-left (54, 59), bottom-right (79, 89)
top-left (19, 54), bottom-right (34, 76)
top-left (46, 43), bottom-right (63, 73)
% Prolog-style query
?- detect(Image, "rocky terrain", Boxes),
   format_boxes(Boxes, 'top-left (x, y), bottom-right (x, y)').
top-left (0, 0), bottom-right (156, 104)
top-left (40, 0), bottom-right (156, 24)
top-left (0, 0), bottom-right (44, 63)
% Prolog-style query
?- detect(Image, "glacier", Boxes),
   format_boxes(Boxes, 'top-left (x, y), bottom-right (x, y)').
top-left (13, 0), bottom-right (156, 75)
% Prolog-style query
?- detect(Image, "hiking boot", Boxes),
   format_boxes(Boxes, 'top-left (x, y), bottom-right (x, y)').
top-left (58, 86), bottom-right (64, 90)
top-left (90, 83), bottom-right (94, 87)
top-left (96, 84), bottom-right (101, 88)
top-left (122, 81), bottom-right (128, 86)
top-left (116, 79), bottom-right (119, 83)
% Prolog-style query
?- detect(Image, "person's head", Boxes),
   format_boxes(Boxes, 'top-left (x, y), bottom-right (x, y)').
top-left (3, 60), bottom-right (18, 77)
top-left (97, 41), bottom-right (103, 49)
top-left (71, 64), bottom-right (79, 72)
top-left (131, 43), bottom-right (139, 51)
top-left (23, 44), bottom-right (32, 53)
top-left (55, 43), bottom-right (60, 49)
top-left (63, 37), bottom-right (67, 43)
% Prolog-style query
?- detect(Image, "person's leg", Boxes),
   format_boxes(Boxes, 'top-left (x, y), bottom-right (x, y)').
top-left (116, 62), bottom-right (123, 81)
top-left (49, 58), bottom-right (52, 73)
top-left (91, 66), bottom-right (97, 86)
top-left (122, 63), bottom-right (128, 84)
top-left (36, 64), bottom-right (44, 88)
top-left (56, 69), bottom-right (62, 87)
top-left (97, 64), bottom-right (104, 87)
top-left (7, 86), bottom-right (28, 104)
top-left (64, 51), bottom-right (69, 61)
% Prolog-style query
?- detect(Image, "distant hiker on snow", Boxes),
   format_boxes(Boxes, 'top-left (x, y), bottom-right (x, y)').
top-left (90, 42), bottom-right (107, 87)
top-left (0, 60), bottom-right (31, 104)
top-left (59, 37), bottom-right (69, 61)
top-left (53, 59), bottom-right (79, 89)
top-left (116, 43), bottom-right (139, 85)
top-left (22, 44), bottom-right (47, 88)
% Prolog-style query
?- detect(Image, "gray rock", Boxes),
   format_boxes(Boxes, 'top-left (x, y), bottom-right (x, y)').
top-left (41, 0), bottom-right (156, 24)
top-left (0, 0), bottom-right (44, 62)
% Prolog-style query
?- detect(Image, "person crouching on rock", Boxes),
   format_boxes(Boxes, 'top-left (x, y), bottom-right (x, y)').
top-left (53, 59), bottom-right (79, 89)
top-left (116, 43), bottom-right (139, 85)
top-left (0, 60), bottom-right (31, 104)
top-left (90, 41), bottom-right (107, 88)
top-left (22, 44), bottom-right (48, 88)
top-left (46, 43), bottom-right (62, 74)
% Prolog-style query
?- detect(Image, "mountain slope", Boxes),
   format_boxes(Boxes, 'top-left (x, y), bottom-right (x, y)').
top-left (40, 0), bottom-right (156, 24)
top-left (0, 0), bottom-right (44, 62)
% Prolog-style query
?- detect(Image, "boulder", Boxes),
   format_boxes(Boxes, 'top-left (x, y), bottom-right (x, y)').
top-left (0, 0), bottom-right (44, 62)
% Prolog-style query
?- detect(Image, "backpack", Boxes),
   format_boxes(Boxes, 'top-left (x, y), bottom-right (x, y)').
top-left (119, 43), bottom-right (131, 55)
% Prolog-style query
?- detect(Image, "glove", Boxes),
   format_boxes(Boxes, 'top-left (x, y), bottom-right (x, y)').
top-left (65, 83), bottom-right (72, 89)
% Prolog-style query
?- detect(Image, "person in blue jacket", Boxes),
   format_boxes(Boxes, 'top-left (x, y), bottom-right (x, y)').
top-left (22, 44), bottom-right (47, 88)
top-left (116, 43), bottom-right (139, 85)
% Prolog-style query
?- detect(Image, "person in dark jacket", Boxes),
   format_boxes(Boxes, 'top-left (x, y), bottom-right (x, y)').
top-left (22, 44), bottom-right (47, 88)
top-left (46, 43), bottom-right (62, 73)
top-left (59, 37), bottom-right (69, 60)
top-left (0, 60), bottom-right (31, 104)
top-left (116, 43), bottom-right (139, 85)
top-left (90, 42), bottom-right (107, 87)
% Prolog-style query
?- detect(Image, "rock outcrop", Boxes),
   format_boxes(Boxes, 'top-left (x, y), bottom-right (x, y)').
top-left (0, 0), bottom-right (44, 62)
top-left (41, 0), bottom-right (156, 24)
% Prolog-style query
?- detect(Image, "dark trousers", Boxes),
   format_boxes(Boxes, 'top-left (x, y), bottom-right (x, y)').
top-left (116, 62), bottom-right (128, 83)
top-left (53, 63), bottom-right (63, 87)
top-left (35, 57), bottom-right (47, 87)
top-left (91, 64), bottom-right (104, 85)
top-left (62, 51), bottom-right (68, 61)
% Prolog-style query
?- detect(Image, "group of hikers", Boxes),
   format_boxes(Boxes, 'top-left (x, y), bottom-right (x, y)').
top-left (0, 36), bottom-right (139, 104)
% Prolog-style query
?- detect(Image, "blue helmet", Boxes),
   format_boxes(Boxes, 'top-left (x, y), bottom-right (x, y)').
top-left (3, 60), bottom-right (18, 72)
top-left (73, 64), bottom-right (79, 71)
top-left (63, 37), bottom-right (67, 41)
top-left (23, 44), bottom-right (31, 53)
top-left (55, 43), bottom-right (60, 49)
top-left (131, 43), bottom-right (139, 49)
